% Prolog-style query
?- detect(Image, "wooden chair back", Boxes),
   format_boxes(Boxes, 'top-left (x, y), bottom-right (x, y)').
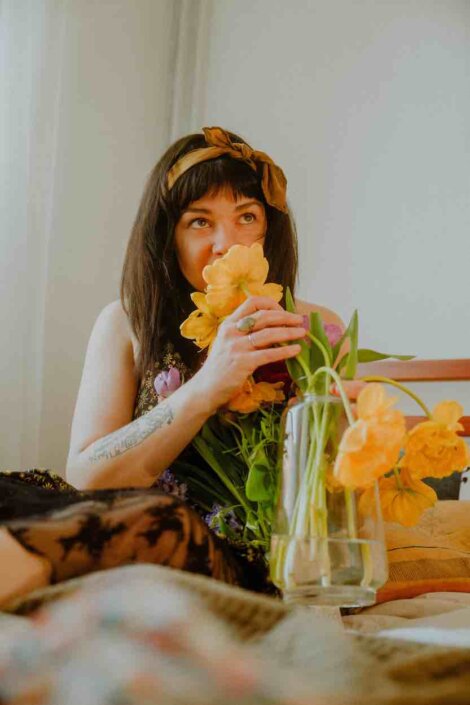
top-left (356, 358), bottom-right (470, 436)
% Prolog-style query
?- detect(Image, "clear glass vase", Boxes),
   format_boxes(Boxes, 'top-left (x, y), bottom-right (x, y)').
top-left (270, 394), bottom-right (388, 607)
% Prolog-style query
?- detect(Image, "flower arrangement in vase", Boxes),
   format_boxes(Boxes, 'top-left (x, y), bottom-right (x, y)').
top-left (162, 243), bottom-right (468, 606)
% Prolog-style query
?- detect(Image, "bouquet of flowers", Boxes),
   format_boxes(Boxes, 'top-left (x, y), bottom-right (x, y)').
top-left (166, 244), bottom-right (469, 577)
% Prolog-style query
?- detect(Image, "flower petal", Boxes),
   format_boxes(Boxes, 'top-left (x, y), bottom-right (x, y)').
top-left (432, 400), bottom-right (465, 431)
top-left (356, 383), bottom-right (398, 420)
top-left (190, 292), bottom-right (211, 314)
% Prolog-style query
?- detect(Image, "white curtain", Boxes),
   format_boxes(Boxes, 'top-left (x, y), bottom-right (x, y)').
top-left (0, 0), bottom-right (210, 472)
top-left (0, 0), bottom-right (66, 469)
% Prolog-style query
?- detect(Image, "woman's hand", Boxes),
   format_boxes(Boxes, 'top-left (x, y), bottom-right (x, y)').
top-left (330, 380), bottom-right (367, 402)
top-left (192, 296), bottom-right (306, 413)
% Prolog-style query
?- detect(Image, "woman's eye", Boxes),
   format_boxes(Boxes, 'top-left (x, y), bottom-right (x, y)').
top-left (241, 212), bottom-right (256, 223)
top-left (190, 218), bottom-right (209, 228)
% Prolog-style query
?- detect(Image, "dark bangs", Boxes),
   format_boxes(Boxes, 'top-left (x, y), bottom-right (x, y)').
top-left (165, 156), bottom-right (266, 220)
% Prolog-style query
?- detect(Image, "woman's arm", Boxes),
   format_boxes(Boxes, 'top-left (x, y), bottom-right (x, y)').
top-left (66, 301), bottom-right (213, 490)
top-left (67, 297), bottom-right (304, 490)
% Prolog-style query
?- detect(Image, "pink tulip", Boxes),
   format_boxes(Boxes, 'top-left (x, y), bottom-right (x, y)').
top-left (154, 366), bottom-right (181, 399)
top-left (323, 323), bottom-right (343, 347)
top-left (301, 315), bottom-right (343, 347)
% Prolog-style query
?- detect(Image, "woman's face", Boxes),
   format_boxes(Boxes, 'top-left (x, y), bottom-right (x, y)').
top-left (174, 187), bottom-right (267, 291)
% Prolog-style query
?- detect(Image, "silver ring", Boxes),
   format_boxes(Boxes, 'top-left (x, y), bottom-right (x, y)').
top-left (236, 316), bottom-right (256, 333)
top-left (248, 332), bottom-right (257, 349)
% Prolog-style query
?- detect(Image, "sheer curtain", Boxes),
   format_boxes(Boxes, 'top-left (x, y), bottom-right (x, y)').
top-left (0, 0), bottom-right (211, 473)
top-left (0, 0), bottom-right (66, 469)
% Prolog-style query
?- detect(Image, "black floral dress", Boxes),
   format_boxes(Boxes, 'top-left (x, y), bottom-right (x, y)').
top-left (0, 344), bottom-right (254, 593)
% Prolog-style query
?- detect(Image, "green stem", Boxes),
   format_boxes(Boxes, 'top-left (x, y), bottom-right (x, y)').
top-left (296, 354), bottom-right (313, 386)
top-left (298, 397), bottom-right (331, 537)
top-left (305, 332), bottom-right (332, 367)
top-left (192, 436), bottom-right (252, 515)
top-left (360, 375), bottom-right (432, 417)
top-left (310, 366), bottom-right (355, 426)
top-left (344, 488), bottom-right (358, 538)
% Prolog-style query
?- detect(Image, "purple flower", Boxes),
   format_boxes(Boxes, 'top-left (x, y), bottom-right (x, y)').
top-left (301, 315), bottom-right (343, 347)
top-left (205, 503), bottom-right (243, 536)
top-left (154, 366), bottom-right (181, 399)
top-left (157, 468), bottom-right (188, 501)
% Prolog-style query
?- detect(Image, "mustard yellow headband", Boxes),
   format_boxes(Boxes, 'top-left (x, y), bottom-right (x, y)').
top-left (167, 126), bottom-right (288, 213)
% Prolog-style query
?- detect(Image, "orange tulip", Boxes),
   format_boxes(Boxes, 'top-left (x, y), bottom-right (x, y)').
top-left (360, 469), bottom-right (437, 527)
top-left (227, 379), bottom-right (284, 414)
top-left (333, 383), bottom-right (406, 488)
top-left (399, 400), bottom-right (469, 479)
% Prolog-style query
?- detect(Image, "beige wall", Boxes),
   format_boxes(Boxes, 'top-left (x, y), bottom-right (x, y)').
top-left (201, 0), bottom-right (470, 360)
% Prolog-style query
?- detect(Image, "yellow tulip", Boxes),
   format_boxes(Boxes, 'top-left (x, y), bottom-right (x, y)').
top-left (180, 292), bottom-right (220, 350)
top-left (333, 383), bottom-right (406, 488)
top-left (399, 400), bottom-right (469, 479)
top-left (203, 243), bottom-right (283, 316)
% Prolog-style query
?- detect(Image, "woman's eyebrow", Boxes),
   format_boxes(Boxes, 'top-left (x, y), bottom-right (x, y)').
top-left (183, 200), bottom-right (262, 215)
top-left (234, 200), bottom-right (262, 211)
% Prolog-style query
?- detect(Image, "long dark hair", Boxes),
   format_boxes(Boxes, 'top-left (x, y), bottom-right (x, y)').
top-left (120, 129), bottom-right (299, 381)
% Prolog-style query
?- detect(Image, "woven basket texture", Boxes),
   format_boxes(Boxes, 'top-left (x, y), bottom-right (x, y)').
top-left (4, 564), bottom-right (470, 705)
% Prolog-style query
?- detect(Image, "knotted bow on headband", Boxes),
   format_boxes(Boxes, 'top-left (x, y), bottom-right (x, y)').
top-left (167, 126), bottom-right (288, 213)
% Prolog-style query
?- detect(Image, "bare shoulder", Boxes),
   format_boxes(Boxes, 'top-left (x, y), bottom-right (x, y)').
top-left (295, 297), bottom-right (345, 331)
top-left (97, 299), bottom-right (139, 362)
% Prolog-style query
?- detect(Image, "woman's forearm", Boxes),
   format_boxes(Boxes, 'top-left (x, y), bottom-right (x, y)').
top-left (66, 377), bottom-right (213, 490)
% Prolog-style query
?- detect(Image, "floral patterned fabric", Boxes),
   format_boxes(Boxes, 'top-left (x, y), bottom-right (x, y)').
top-left (132, 342), bottom-right (191, 419)
top-left (0, 342), bottom-right (276, 600)
top-left (5, 489), bottom-right (243, 587)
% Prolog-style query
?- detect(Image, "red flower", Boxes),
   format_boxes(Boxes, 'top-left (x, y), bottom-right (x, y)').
top-left (254, 360), bottom-right (294, 397)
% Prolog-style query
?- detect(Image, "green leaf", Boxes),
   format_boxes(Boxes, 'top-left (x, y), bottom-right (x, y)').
top-left (331, 311), bottom-right (358, 363)
top-left (308, 311), bottom-right (332, 371)
top-left (336, 348), bottom-right (415, 374)
top-left (343, 310), bottom-right (359, 380)
top-left (246, 463), bottom-right (272, 501)
top-left (356, 349), bottom-right (415, 363)
top-left (285, 286), bottom-right (297, 313)
top-left (283, 288), bottom-right (313, 389)
top-left (286, 357), bottom-right (308, 392)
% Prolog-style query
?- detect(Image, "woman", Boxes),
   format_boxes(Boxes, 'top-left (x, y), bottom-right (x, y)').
top-left (0, 127), bottom-right (359, 608)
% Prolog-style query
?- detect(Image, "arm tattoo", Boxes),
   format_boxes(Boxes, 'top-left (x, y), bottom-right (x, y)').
top-left (89, 404), bottom-right (174, 462)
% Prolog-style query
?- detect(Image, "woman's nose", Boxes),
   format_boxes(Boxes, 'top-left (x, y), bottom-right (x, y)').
top-left (211, 223), bottom-right (236, 255)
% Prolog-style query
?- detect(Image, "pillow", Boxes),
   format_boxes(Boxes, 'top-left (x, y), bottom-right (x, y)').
top-left (376, 500), bottom-right (470, 603)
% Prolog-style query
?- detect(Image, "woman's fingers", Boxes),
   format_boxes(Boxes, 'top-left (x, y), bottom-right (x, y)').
top-left (330, 380), bottom-right (367, 401)
top-left (246, 325), bottom-right (307, 349)
top-left (228, 295), bottom-right (283, 319)
top-left (251, 343), bottom-right (302, 366)
top-left (237, 308), bottom-right (305, 333)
